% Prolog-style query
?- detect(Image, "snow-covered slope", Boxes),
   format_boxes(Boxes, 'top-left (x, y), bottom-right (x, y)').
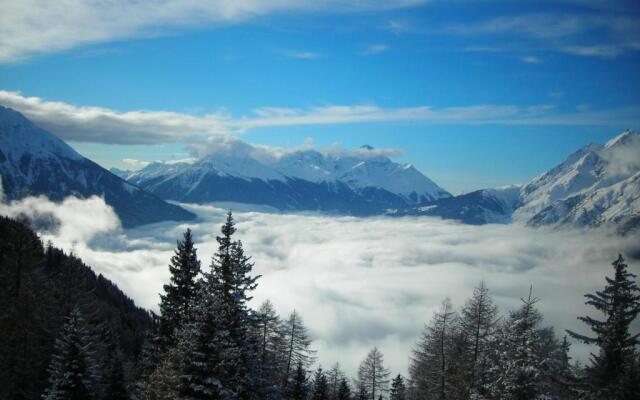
top-left (521, 130), bottom-right (640, 233)
top-left (271, 147), bottom-right (449, 203)
top-left (0, 106), bottom-right (195, 227)
top-left (403, 131), bottom-right (639, 233)
top-left (128, 143), bottom-right (450, 214)
top-left (397, 185), bottom-right (522, 224)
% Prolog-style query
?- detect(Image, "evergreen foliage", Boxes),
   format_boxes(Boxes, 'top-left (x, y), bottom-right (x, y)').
top-left (158, 228), bottom-right (201, 348)
top-left (567, 254), bottom-right (640, 399)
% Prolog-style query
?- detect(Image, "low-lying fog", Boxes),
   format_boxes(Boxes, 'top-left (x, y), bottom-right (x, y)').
top-left (2, 195), bottom-right (639, 377)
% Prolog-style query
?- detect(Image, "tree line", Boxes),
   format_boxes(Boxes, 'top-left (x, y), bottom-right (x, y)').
top-left (1, 212), bottom-right (639, 399)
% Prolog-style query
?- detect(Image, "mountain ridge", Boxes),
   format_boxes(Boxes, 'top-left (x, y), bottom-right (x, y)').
top-left (0, 106), bottom-right (195, 228)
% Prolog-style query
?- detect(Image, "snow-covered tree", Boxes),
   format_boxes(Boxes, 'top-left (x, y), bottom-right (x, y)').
top-left (312, 367), bottom-right (330, 400)
top-left (159, 228), bottom-right (201, 347)
top-left (357, 347), bottom-right (390, 400)
top-left (337, 378), bottom-right (352, 400)
top-left (43, 307), bottom-right (100, 400)
top-left (567, 254), bottom-right (640, 398)
top-left (409, 298), bottom-right (456, 400)
top-left (484, 288), bottom-right (550, 400)
top-left (458, 282), bottom-right (499, 397)
top-left (179, 211), bottom-right (263, 399)
top-left (389, 374), bottom-right (406, 400)
top-left (283, 310), bottom-right (316, 387)
top-left (327, 363), bottom-right (347, 400)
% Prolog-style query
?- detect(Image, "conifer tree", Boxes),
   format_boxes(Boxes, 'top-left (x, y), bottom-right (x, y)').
top-left (283, 310), bottom-right (316, 387)
top-left (313, 367), bottom-right (330, 400)
top-left (179, 211), bottom-right (263, 399)
top-left (159, 228), bottom-right (201, 347)
top-left (357, 347), bottom-right (390, 400)
top-left (567, 254), bottom-right (640, 398)
top-left (485, 288), bottom-right (551, 400)
top-left (389, 374), bottom-right (406, 400)
top-left (43, 307), bottom-right (99, 400)
top-left (409, 299), bottom-right (456, 400)
top-left (327, 363), bottom-right (347, 400)
top-left (337, 378), bottom-right (352, 400)
top-left (458, 282), bottom-right (499, 397)
top-left (287, 361), bottom-right (309, 400)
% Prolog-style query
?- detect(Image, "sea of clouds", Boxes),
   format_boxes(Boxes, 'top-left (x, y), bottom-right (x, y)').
top-left (1, 191), bottom-right (639, 378)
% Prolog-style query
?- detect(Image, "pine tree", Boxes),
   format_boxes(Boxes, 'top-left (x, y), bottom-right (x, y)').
top-left (567, 254), bottom-right (640, 398)
top-left (283, 310), bottom-right (316, 387)
top-left (357, 347), bottom-right (390, 400)
top-left (158, 228), bottom-right (201, 347)
top-left (43, 307), bottom-right (100, 400)
top-left (327, 363), bottom-right (347, 400)
top-left (409, 298), bottom-right (456, 400)
top-left (337, 378), bottom-right (352, 400)
top-left (458, 282), bottom-right (499, 397)
top-left (180, 211), bottom-right (262, 399)
top-left (485, 287), bottom-right (552, 400)
top-left (389, 374), bottom-right (406, 400)
top-left (313, 367), bottom-right (330, 400)
top-left (287, 361), bottom-right (309, 400)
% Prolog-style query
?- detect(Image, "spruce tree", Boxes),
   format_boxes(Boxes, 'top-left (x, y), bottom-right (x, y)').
top-left (283, 310), bottom-right (316, 387)
top-left (409, 298), bottom-right (456, 400)
top-left (357, 347), bottom-right (390, 400)
top-left (567, 254), bottom-right (640, 398)
top-left (458, 282), bottom-right (499, 397)
top-left (389, 374), bottom-right (406, 400)
top-left (337, 378), bottom-right (352, 400)
top-left (327, 363), bottom-right (346, 400)
top-left (485, 288), bottom-right (552, 400)
top-left (288, 361), bottom-right (309, 400)
top-left (43, 307), bottom-right (99, 400)
top-left (180, 211), bottom-right (262, 399)
top-left (158, 228), bottom-right (201, 347)
top-left (312, 367), bottom-right (329, 400)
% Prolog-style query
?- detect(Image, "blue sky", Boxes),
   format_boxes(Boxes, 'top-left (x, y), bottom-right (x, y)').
top-left (1, 0), bottom-right (639, 193)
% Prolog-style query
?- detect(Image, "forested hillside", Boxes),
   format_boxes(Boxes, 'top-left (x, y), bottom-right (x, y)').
top-left (1, 214), bottom-right (639, 399)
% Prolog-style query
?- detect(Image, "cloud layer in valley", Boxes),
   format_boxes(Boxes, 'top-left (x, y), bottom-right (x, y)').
top-left (2, 90), bottom-right (640, 147)
top-left (1, 193), bottom-right (639, 377)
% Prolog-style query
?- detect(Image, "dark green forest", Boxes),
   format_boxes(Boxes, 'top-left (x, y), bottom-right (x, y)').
top-left (1, 213), bottom-right (639, 400)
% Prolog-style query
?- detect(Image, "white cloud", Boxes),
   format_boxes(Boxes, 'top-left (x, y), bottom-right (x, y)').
top-left (521, 55), bottom-right (541, 63)
top-left (0, 0), bottom-right (428, 63)
top-left (361, 44), bottom-right (389, 55)
top-left (4, 196), bottom-right (637, 378)
top-left (447, 13), bottom-right (640, 58)
top-left (277, 49), bottom-right (322, 59)
top-left (122, 158), bottom-right (150, 170)
top-left (2, 91), bottom-right (640, 146)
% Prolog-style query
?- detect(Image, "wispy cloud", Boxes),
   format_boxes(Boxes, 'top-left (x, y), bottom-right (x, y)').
top-left (521, 55), bottom-right (541, 64)
top-left (277, 49), bottom-right (322, 59)
top-left (447, 13), bottom-right (640, 58)
top-left (0, 0), bottom-right (428, 63)
top-left (361, 44), bottom-right (389, 55)
top-left (2, 90), bottom-right (640, 145)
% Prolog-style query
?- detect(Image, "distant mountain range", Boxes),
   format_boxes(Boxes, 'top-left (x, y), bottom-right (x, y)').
top-left (1, 106), bottom-right (637, 233)
top-left (402, 131), bottom-right (640, 234)
top-left (0, 106), bottom-right (195, 228)
top-left (125, 143), bottom-right (451, 215)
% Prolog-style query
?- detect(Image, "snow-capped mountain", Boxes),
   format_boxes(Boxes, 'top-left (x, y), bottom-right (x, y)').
top-left (0, 107), bottom-right (195, 227)
top-left (402, 131), bottom-right (640, 234)
top-left (397, 185), bottom-right (522, 225)
top-left (127, 143), bottom-right (450, 214)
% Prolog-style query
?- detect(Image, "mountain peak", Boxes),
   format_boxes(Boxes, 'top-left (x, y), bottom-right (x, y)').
top-left (360, 144), bottom-right (374, 150)
top-left (605, 130), bottom-right (639, 149)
